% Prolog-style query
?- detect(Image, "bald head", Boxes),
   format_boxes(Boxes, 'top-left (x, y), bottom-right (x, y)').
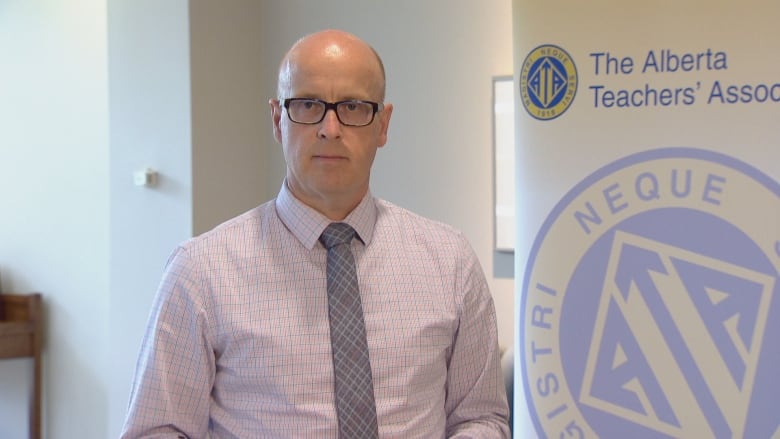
top-left (277, 29), bottom-right (386, 101)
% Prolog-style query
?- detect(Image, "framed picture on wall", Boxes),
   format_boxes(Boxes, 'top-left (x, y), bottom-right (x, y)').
top-left (493, 76), bottom-right (515, 252)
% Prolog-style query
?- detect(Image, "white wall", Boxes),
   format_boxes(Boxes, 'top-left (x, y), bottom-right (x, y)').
top-left (0, 1), bottom-right (110, 437)
top-left (1, 1), bottom-right (514, 437)
top-left (105, 0), bottom-right (195, 435)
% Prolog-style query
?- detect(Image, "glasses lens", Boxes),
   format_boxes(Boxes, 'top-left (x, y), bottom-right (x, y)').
top-left (287, 99), bottom-right (325, 124)
top-left (336, 101), bottom-right (375, 126)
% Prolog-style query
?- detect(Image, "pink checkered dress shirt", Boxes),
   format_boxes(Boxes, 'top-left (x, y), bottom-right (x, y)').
top-left (121, 183), bottom-right (510, 438)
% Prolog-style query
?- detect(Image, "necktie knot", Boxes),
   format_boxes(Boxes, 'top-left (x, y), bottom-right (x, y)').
top-left (319, 223), bottom-right (356, 250)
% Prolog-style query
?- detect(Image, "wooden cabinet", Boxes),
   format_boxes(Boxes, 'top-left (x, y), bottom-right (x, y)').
top-left (0, 293), bottom-right (42, 439)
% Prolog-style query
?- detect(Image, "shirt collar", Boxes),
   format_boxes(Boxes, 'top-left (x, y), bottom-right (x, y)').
top-left (275, 181), bottom-right (377, 250)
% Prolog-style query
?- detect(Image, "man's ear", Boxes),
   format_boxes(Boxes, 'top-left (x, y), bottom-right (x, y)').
top-left (269, 99), bottom-right (283, 143)
top-left (376, 103), bottom-right (393, 148)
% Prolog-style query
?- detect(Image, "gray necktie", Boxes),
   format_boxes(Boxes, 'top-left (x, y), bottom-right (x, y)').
top-left (320, 223), bottom-right (379, 438)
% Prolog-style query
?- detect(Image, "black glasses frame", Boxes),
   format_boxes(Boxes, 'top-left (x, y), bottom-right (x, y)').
top-left (281, 98), bottom-right (384, 127)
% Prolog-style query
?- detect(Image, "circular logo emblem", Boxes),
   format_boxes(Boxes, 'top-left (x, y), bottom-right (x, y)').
top-left (521, 147), bottom-right (779, 438)
top-left (520, 44), bottom-right (578, 120)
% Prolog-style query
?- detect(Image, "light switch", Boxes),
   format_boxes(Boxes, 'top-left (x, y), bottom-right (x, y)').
top-left (133, 168), bottom-right (158, 187)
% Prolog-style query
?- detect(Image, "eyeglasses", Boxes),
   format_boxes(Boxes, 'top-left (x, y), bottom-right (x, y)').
top-left (281, 98), bottom-right (384, 127)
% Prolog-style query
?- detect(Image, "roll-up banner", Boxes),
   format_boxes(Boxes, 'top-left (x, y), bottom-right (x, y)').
top-left (512, 1), bottom-right (779, 438)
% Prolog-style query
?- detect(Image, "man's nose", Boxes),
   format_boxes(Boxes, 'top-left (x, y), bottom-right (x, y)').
top-left (317, 108), bottom-right (342, 139)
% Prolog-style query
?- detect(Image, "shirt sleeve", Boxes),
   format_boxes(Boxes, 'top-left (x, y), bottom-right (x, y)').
top-left (120, 246), bottom-right (215, 439)
top-left (444, 239), bottom-right (511, 438)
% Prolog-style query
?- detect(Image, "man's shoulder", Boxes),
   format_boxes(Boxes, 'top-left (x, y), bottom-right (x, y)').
top-left (374, 198), bottom-right (466, 244)
top-left (182, 199), bottom-right (277, 251)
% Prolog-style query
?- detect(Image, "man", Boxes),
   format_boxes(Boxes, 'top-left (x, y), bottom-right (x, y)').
top-left (121, 29), bottom-right (509, 438)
